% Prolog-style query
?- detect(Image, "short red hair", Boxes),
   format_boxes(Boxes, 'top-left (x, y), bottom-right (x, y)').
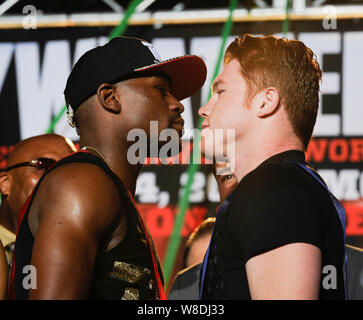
top-left (225, 34), bottom-right (322, 150)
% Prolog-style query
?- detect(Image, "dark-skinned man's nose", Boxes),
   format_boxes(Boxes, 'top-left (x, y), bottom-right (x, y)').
top-left (169, 96), bottom-right (184, 115)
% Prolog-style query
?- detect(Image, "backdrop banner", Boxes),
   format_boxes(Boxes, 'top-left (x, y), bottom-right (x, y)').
top-left (1, 18), bottom-right (363, 282)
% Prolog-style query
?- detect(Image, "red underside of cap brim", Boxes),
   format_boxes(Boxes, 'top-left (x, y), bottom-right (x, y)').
top-left (135, 55), bottom-right (207, 101)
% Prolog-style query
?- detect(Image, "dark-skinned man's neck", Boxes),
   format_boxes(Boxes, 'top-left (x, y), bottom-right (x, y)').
top-left (79, 138), bottom-right (143, 196)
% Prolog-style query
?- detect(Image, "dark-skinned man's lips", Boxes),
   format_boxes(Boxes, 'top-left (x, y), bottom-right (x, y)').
top-left (173, 117), bottom-right (184, 127)
top-left (173, 117), bottom-right (185, 136)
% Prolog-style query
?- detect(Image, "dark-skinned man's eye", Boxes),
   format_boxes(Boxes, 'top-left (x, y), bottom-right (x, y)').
top-left (155, 86), bottom-right (168, 96)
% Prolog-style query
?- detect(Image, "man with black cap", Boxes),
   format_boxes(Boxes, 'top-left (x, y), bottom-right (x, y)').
top-left (9, 36), bottom-right (206, 300)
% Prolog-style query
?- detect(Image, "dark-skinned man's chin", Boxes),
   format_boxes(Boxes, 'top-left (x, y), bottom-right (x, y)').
top-left (170, 116), bottom-right (185, 140)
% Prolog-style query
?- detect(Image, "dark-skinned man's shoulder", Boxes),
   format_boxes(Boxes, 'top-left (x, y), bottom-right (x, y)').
top-left (30, 161), bottom-right (122, 237)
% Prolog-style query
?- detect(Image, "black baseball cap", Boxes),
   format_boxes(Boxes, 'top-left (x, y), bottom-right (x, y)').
top-left (64, 36), bottom-right (207, 112)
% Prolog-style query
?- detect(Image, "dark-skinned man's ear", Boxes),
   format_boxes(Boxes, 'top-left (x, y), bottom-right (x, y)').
top-left (96, 83), bottom-right (121, 114)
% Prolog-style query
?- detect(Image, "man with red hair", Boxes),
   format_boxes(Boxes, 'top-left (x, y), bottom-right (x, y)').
top-left (199, 34), bottom-right (346, 300)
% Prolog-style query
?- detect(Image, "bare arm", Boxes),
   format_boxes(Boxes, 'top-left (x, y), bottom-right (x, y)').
top-left (28, 163), bottom-right (121, 299)
top-left (0, 240), bottom-right (7, 300)
top-left (245, 242), bottom-right (321, 300)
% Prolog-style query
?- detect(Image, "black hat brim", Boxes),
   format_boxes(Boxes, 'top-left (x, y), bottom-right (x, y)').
top-left (134, 55), bottom-right (207, 101)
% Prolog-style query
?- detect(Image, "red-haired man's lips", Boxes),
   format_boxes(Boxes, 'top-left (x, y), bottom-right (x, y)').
top-left (201, 122), bottom-right (209, 130)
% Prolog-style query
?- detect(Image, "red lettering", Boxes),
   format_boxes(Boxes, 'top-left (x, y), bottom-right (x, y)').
top-left (142, 141), bottom-right (214, 165)
top-left (180, 141), bottom-right (192, 165)
top-left (140, 205), bottom-right (173, 238)
top-left (344, 201), bottom-right (363, 236)
top-left (306, 139), bottom-right (328, 162)
top-left (181, 206), bottom-right (208, 237)
top-left (350, 139), bottom-right (363, 162)
top-left (138, 204), bottom-right (208, 239)
top-left (329, 139), bottom-right (349, 162)
top-left (147, 157), bottom-right (162, 165)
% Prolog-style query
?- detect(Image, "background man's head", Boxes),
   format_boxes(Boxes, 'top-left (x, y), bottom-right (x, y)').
top-left (213, 161), bottom-right (238, 203)
top-left (0, 134), bottom-right (76, 232)
top-left (183, 217), bottom-right (216, 269)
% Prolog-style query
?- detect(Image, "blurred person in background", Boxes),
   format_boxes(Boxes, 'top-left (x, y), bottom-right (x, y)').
top-left (168, 218), bottom-right (215, 300)
top-left (183, 217), bottom-right (216, 270)
top-left (346, 244), bottom-right (363, 299)
top-left (0, 134), bottom-right (77, 269)
top-left (168, 162), bottom-right (238, 300)
top-left (0, 240), bottom-right (7, 299)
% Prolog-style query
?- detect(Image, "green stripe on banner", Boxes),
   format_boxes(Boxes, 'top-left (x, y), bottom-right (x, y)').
top-left (108, 0), bottom-right (144, 40)
top-left (282, 0), bottom-right (291, 36)
top-left (162, 0), bottom-right (239, 288)
top-left (46, 0), bottom-right (144, 134)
